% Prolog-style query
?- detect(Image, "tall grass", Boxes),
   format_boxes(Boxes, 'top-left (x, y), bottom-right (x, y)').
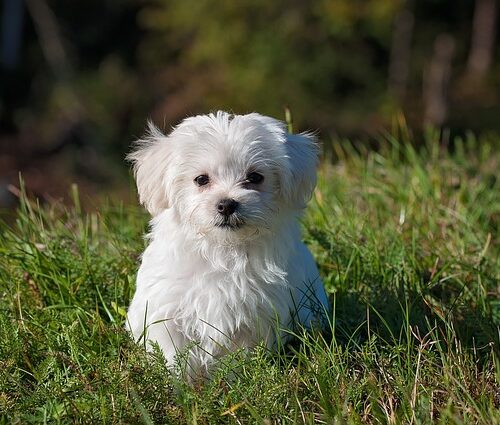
top-left (0, 133), bottom-right (498, 423)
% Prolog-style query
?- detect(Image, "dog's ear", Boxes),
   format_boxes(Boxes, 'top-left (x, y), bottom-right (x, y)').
top-left (281, 132), bottom-right (319, 209)
top-left (127, 122), bottom-right (175, 216)
top-left (245, 113), bottom-right (319, 209)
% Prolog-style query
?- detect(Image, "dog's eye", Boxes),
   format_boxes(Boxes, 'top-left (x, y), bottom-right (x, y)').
top-left (246, 172), bottom-right (264, 184)
top-left (194, 175), bottom-right (210, 186)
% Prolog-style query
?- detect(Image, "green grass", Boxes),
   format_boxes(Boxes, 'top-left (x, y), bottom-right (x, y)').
top-left (1, 133), bottom-right (499, 424)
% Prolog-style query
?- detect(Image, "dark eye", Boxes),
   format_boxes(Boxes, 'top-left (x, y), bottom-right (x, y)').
top-left (246, 172), bottom-right (264, 184)
top-left (194, 175), bottom-right (210, 186)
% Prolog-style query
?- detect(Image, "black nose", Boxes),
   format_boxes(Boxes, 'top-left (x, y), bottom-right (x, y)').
top-left (217, 199), bottom-right (239, 216)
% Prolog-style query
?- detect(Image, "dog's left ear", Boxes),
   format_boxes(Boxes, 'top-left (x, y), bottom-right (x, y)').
top-left (247, 113), bottom-right (319, 209)
top-left (281, 132), bottom-right (319, 209)
top-left (127, 122), bottom-right (176, 216)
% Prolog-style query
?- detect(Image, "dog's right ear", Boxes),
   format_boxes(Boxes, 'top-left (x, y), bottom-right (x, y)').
top-left (127, 121), bottom-right (174, 216)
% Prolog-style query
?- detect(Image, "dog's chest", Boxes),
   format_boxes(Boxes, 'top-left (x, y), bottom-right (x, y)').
top-left (140, 238), bottom-right (293, 341)
top-left (177, 268), bottom-right (289, 342)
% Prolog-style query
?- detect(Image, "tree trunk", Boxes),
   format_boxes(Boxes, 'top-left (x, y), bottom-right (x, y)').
top-left (466, 0), bottom-right (497, 80)
top-left (423, 34), bottom-right (455, 127)
top-left (388, 6), bottom-right (415, 100)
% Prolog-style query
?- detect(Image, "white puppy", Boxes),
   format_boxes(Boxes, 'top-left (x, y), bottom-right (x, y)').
top-left (126, 111), bottom-right (329, 376)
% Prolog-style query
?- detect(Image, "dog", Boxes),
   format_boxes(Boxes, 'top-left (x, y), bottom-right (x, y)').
top-left (126, 111), bottom-right (329, 377)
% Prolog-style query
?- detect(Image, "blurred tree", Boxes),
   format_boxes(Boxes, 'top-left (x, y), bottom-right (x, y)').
top-left (138, 0), bottom-right (402, 133)
top-left (388, 3), bottom-right (414, 100)
top-left (466, 0), bottom-right (497, 81)
top-left (1, 0), bottom-right (24, 69)
top-left (423, 34), bottom-right (455, 127)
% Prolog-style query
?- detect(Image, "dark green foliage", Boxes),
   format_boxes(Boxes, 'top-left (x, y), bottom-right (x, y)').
top-left (3, 0), bottom-right (499, 151)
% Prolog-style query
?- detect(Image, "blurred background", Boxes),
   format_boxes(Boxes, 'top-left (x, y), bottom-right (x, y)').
top-left (0, 0), bottom-right (498, 209)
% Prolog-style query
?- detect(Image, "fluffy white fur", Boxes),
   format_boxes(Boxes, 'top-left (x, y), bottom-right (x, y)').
top-left (126, 111), bottom-right (329, 376)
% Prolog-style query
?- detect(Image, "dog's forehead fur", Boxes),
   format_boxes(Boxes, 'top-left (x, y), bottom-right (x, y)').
top-left (176, 112), bottom-right (287, 142)
top-left (172, 112), bottom-right (288, 176)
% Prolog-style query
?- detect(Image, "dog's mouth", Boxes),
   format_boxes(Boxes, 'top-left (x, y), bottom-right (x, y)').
top-left (216, 223), bottom-right (240, 230)
top-left (213, 216), bottom-right (245, 230)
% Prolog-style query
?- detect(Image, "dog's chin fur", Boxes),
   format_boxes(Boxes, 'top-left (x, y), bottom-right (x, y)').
top-left (125, 111), bottom-right (330, 379)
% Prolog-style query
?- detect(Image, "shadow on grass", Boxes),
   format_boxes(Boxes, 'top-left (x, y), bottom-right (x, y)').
top-left (303, 225), bottom-right (499, 357)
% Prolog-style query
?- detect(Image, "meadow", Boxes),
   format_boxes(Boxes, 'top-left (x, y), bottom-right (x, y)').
top-left (0, 129), bottom-right (498, 424)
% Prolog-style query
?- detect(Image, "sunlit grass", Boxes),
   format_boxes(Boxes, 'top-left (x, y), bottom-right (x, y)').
top-left (0, 133), bottom-right (498, 423)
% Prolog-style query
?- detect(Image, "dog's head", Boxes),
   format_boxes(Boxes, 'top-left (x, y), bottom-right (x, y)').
top-left (128, 111), bottom-right (318, 242)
